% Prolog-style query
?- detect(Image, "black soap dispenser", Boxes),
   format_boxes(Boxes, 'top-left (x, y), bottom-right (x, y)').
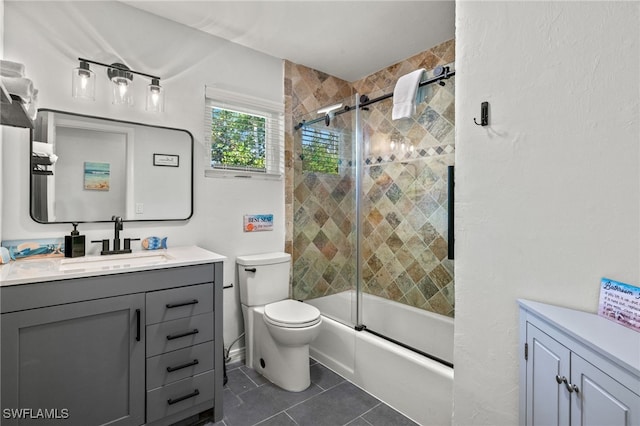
top-left (65, 223), bottom-right (86, 258)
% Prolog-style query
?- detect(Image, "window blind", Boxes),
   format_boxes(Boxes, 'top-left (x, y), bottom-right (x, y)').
top-left (301, 126), bottom-right (340, 174)
top-left (204, 86), bottom-right (284, 176)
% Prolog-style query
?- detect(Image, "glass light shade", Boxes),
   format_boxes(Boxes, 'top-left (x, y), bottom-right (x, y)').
top-left (111, 75), bottom-right (133, 106)
top-left (146, 79), bottom-right (164, 112)
top-left (71, 62), bottom-right (95, 100)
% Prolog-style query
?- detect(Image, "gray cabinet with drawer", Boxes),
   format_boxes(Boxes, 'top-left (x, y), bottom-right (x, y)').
top-left (1, 259), bottom-right (224, 426)
top-left (145, 284), bottom-right (218, 424)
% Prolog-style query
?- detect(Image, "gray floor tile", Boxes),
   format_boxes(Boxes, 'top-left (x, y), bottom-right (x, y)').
top-left (240, 365), bottom-right (270, 386)
top-left (226, 361), bottom-right (244, 372)
top-left (224, 382), bottom-right (322, 426)
top-left (344, 418), bottom-right (373, 426)
top-left (286, 381), bottom-right (379, 426)
top-left (255, 412), bottom-right (298, 426)
top-left (222, 388), bottom-right (242, 411)
top-left (362, 403), bottom-right (419, 426)
top-left (225, 368), bottom-right (259, 395)
top-left (310, 363), bottom-right (344, 390)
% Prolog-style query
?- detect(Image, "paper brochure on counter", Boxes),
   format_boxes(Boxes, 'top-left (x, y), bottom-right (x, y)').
top-left (598, 277), bottom-right (640, 332)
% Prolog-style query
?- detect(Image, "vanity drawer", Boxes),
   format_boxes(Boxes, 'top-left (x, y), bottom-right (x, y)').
top-left (146, 283), bottom-right (213, 325)
top-left (146, 341), bottom-right (214, 390)
top-left (146, 312), bottom-right (214, 357)
top-left (146, 370), bottom-right (215, 424)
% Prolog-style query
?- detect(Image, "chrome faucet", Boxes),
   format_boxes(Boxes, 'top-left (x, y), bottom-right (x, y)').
top-left (112, 215), bottom-right (123, 251)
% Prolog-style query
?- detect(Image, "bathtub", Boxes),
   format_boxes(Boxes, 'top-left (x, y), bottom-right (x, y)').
top-left (307, 291), bottom-right (454, 426)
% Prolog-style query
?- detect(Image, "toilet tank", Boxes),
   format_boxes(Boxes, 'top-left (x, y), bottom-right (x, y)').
top-left (236, 252), bottom-right (291, 306)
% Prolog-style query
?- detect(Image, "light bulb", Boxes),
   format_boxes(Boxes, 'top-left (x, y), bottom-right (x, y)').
top-left (146, 78), bottom-right (164, 112)
top-left (71, 61), bottom-right (95, 101)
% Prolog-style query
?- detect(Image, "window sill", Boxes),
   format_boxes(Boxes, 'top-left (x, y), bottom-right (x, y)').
top-left (204, 169), bottom-right (282, 181)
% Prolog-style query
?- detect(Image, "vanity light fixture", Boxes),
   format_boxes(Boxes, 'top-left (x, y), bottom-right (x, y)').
top-left (72, 58), bottom-right (164, 112)
top-left (71, 60), bottom-right (95, 100)
top-left (107, 63), bottom-right (134, 106)
top-left (146, 78), bottom-right (164, 112)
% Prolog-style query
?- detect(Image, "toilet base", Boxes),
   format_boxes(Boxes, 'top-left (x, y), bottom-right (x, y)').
top-left (241, 305), bottom-right (320, 392)
top-left (259, 342), bottom-right (312, 392)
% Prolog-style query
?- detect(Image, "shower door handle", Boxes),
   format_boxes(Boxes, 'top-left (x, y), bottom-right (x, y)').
top-left (447, 166), bottom-right (454, 260)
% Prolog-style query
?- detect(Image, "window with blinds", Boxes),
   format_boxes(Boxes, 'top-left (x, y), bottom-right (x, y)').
top-left (301, 126), bottom-right (340, 174)
top-left (204, 86), bottom-right (284, 177)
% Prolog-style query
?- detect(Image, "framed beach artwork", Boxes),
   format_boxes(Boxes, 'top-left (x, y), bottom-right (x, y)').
top-left (84, 161), bottom-right (110, 191)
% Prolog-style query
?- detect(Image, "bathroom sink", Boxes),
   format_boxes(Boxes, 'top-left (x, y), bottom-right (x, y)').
top-left (59, 251), bottom-right (172, 271)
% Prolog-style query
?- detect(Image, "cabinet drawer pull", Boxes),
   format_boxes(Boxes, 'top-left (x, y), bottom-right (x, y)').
top-left (166, 299), bottom-right (199, 309)
top-left (136, 309), bottom-right (141, 342)
top-left (166, 359), bottom-right (199, 373)
top-left (167, 389), bottom-right (200, 405)
top-left (166, 329), bottom-right (199, 341)
top-left (245, 268), bottom-right (257, 273)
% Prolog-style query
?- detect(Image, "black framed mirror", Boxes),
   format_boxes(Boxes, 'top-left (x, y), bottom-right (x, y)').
top-left (30, 109), bottom-right (193, 223)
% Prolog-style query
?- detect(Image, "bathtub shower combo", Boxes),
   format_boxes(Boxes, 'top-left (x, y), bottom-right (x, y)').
top-left (292, 65), bottom-right (455, 425)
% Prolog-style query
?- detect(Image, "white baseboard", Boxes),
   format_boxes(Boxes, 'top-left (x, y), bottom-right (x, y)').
top-left (225, 346), bottom-right (245, 365)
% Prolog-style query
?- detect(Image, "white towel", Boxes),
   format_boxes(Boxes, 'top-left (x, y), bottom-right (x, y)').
top-left (26, 89), bottom-right (38, 120)
top-left (1, 76), bottom-right (34, 103)
top-left (32, 141), bottom-right (53, 156)
top-left (32, 140), bottom-right (57, 164)
top-left (0, 60), bottom-right (25, 78)
top-left (392, 69), bottom-right (425, 120)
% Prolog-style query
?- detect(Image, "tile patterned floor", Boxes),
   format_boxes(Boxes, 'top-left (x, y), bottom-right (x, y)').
top-left (206, 359), bottom-right (418, 426)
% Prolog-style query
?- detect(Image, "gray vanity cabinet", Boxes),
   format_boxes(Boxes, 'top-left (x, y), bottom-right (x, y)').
top-left (0, 260), bottom-right (223, 426)
top-left (519, 300), bottom-right (640, 426)
top-left (1, 294), bottom-right (146, 426)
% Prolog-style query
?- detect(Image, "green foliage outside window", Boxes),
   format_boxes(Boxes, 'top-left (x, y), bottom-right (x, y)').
top-left (301, 128), bottom-right (339, 175)
top-left (210, 108), bottom-right (266, 170)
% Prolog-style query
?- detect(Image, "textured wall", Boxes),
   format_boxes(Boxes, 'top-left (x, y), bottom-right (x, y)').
top-left (454, 2), bottom-right (639, 424)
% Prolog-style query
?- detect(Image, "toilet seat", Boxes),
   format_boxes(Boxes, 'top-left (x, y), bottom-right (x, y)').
top-left (264, 300), bottom-right (321, 328)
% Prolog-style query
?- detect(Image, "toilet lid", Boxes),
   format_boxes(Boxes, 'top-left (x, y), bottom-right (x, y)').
top-left (264, 300), bottom-right (321, 328)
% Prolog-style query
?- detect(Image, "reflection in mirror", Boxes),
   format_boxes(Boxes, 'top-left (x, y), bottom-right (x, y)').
top-left (31, 109), bottom-right (193, 223)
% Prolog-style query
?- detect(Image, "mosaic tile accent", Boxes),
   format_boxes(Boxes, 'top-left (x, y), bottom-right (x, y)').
top-left (285, 40), bottom-right (455, 318)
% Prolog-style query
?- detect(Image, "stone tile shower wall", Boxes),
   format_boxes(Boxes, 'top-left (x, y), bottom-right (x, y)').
top-left (358, 75), bottom-right (455, 317)
top-left (284, 39), bottom-right (455, 317)
top-left (284, 61), bottom-right (355, 301)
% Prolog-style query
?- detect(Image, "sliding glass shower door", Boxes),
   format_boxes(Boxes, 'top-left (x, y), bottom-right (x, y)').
top-left (359, 77), bottom-right (455, 318)
top-left (292, 94), bottom-right (359, 327)
top-left (292, 69), bottom-right (455, 360)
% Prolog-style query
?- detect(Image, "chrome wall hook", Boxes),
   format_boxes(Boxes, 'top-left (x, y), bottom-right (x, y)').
top-left (474, 101), bottom-right (489, 126)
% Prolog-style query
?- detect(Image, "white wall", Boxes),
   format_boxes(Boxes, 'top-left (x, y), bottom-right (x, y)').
top-left (54, 127), bottom-right (128, 221)
top-left (2, 1), bottom-right (285, 350)
top-left (454, 2), bottom-right (639, 424)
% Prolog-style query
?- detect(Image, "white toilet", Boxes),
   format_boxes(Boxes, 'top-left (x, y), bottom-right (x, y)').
top-left (237, 252), bottom-right (322, 392)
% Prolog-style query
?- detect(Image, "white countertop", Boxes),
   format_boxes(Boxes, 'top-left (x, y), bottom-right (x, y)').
top-left (0, 246), bottom-right (226, 287)
top-left (519, 299), bottom-right (640, 378)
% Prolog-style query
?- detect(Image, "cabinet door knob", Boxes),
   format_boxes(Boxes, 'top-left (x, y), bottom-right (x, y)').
top-left (561, 378), bottom-right (579, 394)
top-left (555, 375), bottom-right (564, 384)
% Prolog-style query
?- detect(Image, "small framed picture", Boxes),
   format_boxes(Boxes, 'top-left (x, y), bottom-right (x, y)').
top-left (153, 154), bottom-right (179, 167)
